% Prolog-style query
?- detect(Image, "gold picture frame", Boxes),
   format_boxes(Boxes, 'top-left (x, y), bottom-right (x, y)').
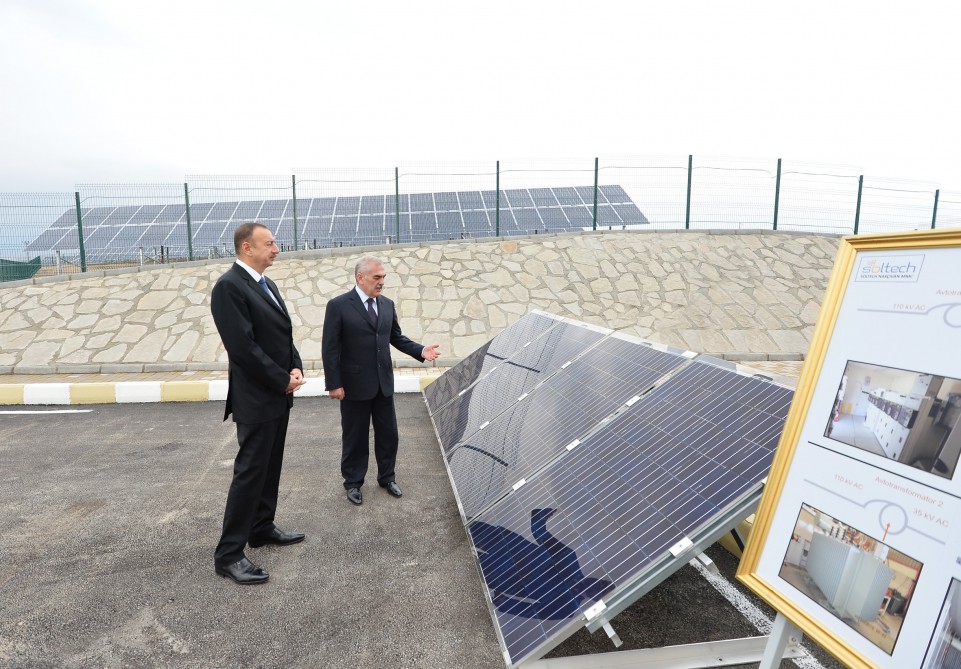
top-left (738, 228), bottom-right (961, 669)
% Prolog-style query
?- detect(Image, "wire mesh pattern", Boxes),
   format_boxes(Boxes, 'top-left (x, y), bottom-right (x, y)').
top-left (1, 155), bottom-right (957, 280)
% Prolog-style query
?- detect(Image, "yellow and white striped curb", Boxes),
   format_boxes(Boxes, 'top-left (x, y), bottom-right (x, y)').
top-left (0, 374), bottom-right (440, 406)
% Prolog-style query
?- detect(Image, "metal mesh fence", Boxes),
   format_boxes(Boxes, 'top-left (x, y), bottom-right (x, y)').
top-left (1, 155), bottom-right (957, 281)
top-left (1, 192), bottom-right (77, 278)
top-left (185, 175), bottom-right (294, 258)
top-left (73, 183), bottom-right (188, 267)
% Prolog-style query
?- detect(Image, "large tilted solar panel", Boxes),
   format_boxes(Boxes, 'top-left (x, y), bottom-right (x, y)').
top-left (430, 320), bottom-right (611, 454)
top-left (446, 335), bottom-right (693, 522)
top-left (462, 360), bottom-right (794, 666)
top-left (423, 310), bottom-right (564, 415)
top-left (24, 185), bottom-right (648, 260)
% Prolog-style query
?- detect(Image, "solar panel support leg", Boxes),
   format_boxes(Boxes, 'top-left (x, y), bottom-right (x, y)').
top-left (758, 613), bottom-right (802, 669)
top-left (601, 622), bottom-right (622, 648)
top-left (522, 634), bottom-right (804, 669)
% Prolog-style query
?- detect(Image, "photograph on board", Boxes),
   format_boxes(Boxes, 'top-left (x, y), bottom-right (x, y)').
top-left (824, 360), bottom-right (961, 480)
top-left (922, 578), bottom-right (961, 669)
top-left (779, 503), bottom-right (922, 655)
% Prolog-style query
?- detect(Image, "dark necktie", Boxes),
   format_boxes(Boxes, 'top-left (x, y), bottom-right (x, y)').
top-left (366, 297), bottom-right (377, 324)
top-left (259, 277), bottom-right (279, 306)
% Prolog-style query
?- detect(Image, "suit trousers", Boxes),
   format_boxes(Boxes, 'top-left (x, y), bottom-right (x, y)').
top-left (215, 410), bottom-right (290, 567)
top-left (340, 389), bottom-right (398, 489)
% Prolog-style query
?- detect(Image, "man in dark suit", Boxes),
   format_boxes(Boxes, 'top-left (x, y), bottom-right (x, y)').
top-left (210, 222), bottom-right (306, 585)
top-left (322, 256), bottom-right (440, 505)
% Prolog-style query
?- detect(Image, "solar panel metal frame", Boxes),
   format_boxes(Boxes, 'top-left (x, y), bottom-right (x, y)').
top-left (425, 320), bottom-right (794, 667)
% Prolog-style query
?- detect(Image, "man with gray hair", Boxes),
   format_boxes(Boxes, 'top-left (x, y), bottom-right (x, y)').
top-left (322, 256), bottom-right (440, 506)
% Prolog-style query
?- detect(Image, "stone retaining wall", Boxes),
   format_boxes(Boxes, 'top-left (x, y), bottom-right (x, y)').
top-left (0, 230), bottom-right (841, 374)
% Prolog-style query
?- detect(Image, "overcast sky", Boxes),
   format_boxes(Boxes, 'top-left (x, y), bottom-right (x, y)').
top-left (1, 0), bottom-right (959, 193)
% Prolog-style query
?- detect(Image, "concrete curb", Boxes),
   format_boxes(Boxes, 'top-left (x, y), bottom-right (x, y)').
top-left (0, 373), bottom-right (439, 406)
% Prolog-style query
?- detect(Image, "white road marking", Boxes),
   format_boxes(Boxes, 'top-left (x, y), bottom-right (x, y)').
top-left (0, 409), bottom-right (93, 414)
top-left (691, 558), bottom-right (827, 669)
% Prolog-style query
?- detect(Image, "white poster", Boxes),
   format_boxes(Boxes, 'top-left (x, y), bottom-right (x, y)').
top-left (741, 232), bottom-right (961, 669)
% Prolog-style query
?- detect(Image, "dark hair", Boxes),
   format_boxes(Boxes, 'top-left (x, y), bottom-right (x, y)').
top-left (233, 222), bottom-right (268, 253)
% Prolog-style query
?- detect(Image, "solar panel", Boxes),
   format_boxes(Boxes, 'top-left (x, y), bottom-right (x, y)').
top-left (424, 311), bottom-right (565, 415)
top-left (429, 319), bottom-right (611, 454)
top-left (24, 185), bottom-right (648, 258)
top-left (425, 315), bottom-right (794, 667)
top-left (446, 335), bottom-right (692, 521)
top-left (461, 359), bottom-right (793, 665)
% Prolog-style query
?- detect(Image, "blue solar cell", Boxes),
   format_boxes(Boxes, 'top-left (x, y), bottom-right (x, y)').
top-left (306, 198), bottom-right (336, 217)
top-left (360, 195), bottom-right (386, 215)
top-left (551, 187), bottom-right (580, 206)
top-left (83, 225), bottom-right (120, 249)
top-left (424, 312), bottom-right (564, 415)
top-left (430, 321), bottom-right (610, 453)
top-left (410, 193), bottom-right (434, 213)
top-left (52, 209), bottom-right (75, 226)
top-left (504, 189), bottom-right (534, 208)
top-left (459, 191), bottom-right (485, 210)
top-left (510, 208), bottom-right (542, 232)
top-left (301, 219), bottom-right (329, 244)
top-left (593, 204), bottom-right (621, 226)
top-left (529, 188), bottom-right (557, 207)
top-left (447, 338), bottom-right (690, 520)
top-left (193, 221), bottom-right (227, 246)
top-left (613, 203), bottom-right (650, 225)
top-left (410, 211), bottom-right (437, 232)
top-left (459, 359), bottom-right (792, 666)
top-left (53, 229), bottom-right (81, 250)
top-left (574, 186), bottom-right (597, 204)
top-left (140, 224), bottom-right (173, 247)
top-left (25, 227), bottom-right (69, 252)
top-left (357, 214), bottom-right (385, 242)
top-left (537, 207), bottom-right (571, 231)
top-left (259, 199), bottom-right (288, 218)
top-left (125, 205), bottom-right (164, 226)
top-left (462, 210), bottom-right (492, 232)
top-left (480, 190), bottom-right (500, 209)
top-left (157, 203), bottom-right (189, 223)
top-left (437, 211), bottom-right (463, 231)
top-left (562, 206), bottom-right (593, 227)
top-left (233, 200), bottom-right (263, 220)
top-left (333, 197), bottom-right (360, 217)
top-left (330, 217), bottom-right (357, 240)
top-left (434, 191), bottom-right (459, 210)
top-left (204, 202), bottom-right (239, 222)
top-left (599, 185), bottom-right (631, 204)
top-left (111, 225), bottom-right (149, 247)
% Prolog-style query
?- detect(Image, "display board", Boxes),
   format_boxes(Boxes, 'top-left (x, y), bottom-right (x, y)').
top-left (739, 229), bottom-right (961, 669)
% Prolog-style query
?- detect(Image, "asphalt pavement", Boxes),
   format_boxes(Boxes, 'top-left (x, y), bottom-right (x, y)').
top-left (0, 395), bottom-right (843, 669)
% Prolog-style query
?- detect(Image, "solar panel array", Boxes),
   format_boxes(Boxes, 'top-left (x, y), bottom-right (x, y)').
top-left (24, 185), bottom-right (649, 262)
top-left (424, 312), bottom-right (794, 667)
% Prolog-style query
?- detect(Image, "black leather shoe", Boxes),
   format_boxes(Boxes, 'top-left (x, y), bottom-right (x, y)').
top-left (249, 527), bottom-right (305, 548)
top-left (383, 481), bottom-right (403, 498)
top-left (346, 487), bottom-right (363, 505)
top-left (215, 558), bottom-right (269, 585)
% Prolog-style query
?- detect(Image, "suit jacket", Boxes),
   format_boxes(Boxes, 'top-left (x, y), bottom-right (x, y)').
top-left (322, 290), bottom-right (424, 400)
top-left (211, 263), bottom-right (303, 423)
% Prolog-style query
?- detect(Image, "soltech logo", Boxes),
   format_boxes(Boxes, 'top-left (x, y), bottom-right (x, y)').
top-left (855, 254), bottom-right (924, 282)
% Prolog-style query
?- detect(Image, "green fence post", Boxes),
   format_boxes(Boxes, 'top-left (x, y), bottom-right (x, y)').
top-left (74, 191), bottom-right (87, 272)
top-left (931, 189), bottom-right (940, 230)
top-left (291, 175), bottom-right (299, 251)
top-left (394, 167), bottom-right (401, 244)
top-left (183, 183), bottom-right (194, 261)
top-left (853, 175), bottom-right (864, 235)
top-left (592, 157), bottom-right (599, 231)
top-left (495, 160), bottom-right (501, 237)
top-left (685, 155), bottom-right (693, 230)
top-left (772, 158), bottom-right (782, 231)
